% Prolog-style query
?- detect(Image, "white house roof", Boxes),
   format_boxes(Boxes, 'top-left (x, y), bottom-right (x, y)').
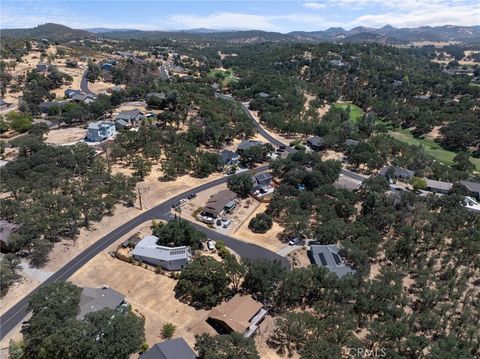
top-left (132, 236), bottom-right (191, 262)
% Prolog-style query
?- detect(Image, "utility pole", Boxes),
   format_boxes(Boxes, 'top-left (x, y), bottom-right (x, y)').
top-left (137, 186), bottom-right (143, 210)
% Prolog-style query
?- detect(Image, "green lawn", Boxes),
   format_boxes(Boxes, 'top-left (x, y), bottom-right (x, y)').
top-left (333, 102), bottom-right (364, 123)
top-left (207, 68), bottom-right (239, 86)
top-left (388, 128), bottom-right (480, 171)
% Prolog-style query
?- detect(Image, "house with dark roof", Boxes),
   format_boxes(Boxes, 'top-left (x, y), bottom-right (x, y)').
top-left (100, 63), bottom-right (114, 72)
top-left (65, 59), bottom-right (78, 68)
top-left (64, 89), bottom-right (82, 99)
top-left (425, 179), bottom-right (453, 195)
top-left (306, 136), bottom-right (325, 151)
top-left (236, 139), bottom-right (263, 153)
top-left (344, 139), bottom-right (359, 147)
top-left (379, 166), bottom-right (415, 182)
top-left (207, 294), bottom-right (268, 337)
top-left (309, 244), bottom-right (356, 278)
top-left (140, 338), bottom-right (195, 359)
top-left (221, 150), bottom-right (239, 166)
top-left (116, 109), bottom-right (144, 126)
top-left (86, 121), bottom-right (116, 142)
top-left (78, 287), bottom-right (125, 319)
top-left (0, 220), bottom-right (19, 252)
top-left (72, 93), bottom-right (96, 104)
top-left (38, 101), bottom-right (69, 114)
top-left (36, 63), bottom-right (48, 72)
top-left (460, 181), bottom-right (480, 199)
top-left (201, 189), bottom-right (237, 219)
top-left (132, 235), bottom-right (192, 271)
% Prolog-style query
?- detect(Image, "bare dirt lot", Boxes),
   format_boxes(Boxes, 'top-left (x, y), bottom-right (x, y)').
top-left (45, 127), bottom-right (86, 145)
top-left (233, 203), bottom-right (286, 253)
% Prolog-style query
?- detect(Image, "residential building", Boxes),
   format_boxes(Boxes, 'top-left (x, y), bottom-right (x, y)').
top-left (425, 179), bottom-right (453, 194)
top-left (72, 93), bottom-right (96, 104)
top-left (207, 294), bottom-right (268, 337)
top-left (65, 59), bottom-right (78, 68)
top-left (100, 63), bottom-right (113, 72)
top-left (202, 189), bottom-right (237, 219)
top-left (252, 172), bottom-right (272, 189)
top-left (115, 119), bottom-right (130, 130)
top-left (344, 139), bottom-right (359, 146)
top-left (379, 166), bottom-right (415, 182)
top-left (236, 139), bottom-right (263, 153)
top-left (38, 101), bottom-right (68, 114)
top-left (64, 89), bottom-right (82, 98)
top-left (309, 244), bottom-right (356, 278)
top-left (0, 220), bottom-right (19, 252)
top-left (77, 286), bottom-right (125, 319)
top-left (306, 136), bottom-right (325, 151)
top-left (86, 121), bottom-right (116, 142)
top-left (221, 150), bottom-right (239, 166)
top-left (146, 92), bottom-right (166, 100)
top-left (140, 338), bottom-right (195, 359)
top-left (460, 181), bottom-right (480, 199)
top-left (257, 92), bottom-right (270, 98)
top-left (131, 235), bottom-right (192, 271)
top-left (329, 59), bottom-right (345, 67)
top-left (115, 109), bottom-right (144, 125)
top-left (36, 62), bottom-right (48, 72)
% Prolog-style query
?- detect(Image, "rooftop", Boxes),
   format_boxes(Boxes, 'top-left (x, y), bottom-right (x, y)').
top-left (460, 180), bottom-right (480, 193)
top-left (425, 179), bottom-right (453, 191)
top-left (208, 294), bottom-right (264, 334)
top-left (78, 287), bottom-right (124, 319)
top-left (203, 189), bottom-right (237, 217)
top-left (132, 235), bottom-right (191, 262)
top-left (237, 139), bottom-right (263, 151)
top-left (116, 109), bottom-right (143, 120)
top-left (88, 121), bottom-right (115, 130)
top-left (310, 244), bottom-right (356, 278)
top-left (140, 338), bottom-right (195, 359)
top-left (0, 220), bottom-right (19, 244)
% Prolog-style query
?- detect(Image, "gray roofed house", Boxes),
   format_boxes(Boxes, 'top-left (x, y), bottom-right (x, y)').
top-left (202, 189), bottom-right (237, 218)
top-left (38, 101), bottom-right (69, 114)
top-left (86, 121), bottom-right (116, 142)
top-left (221, 150), bottom-right (239, 165)
top-left (132, 235), bottom-right (192, 271)
top-left (36, 63), bottom-right (48, 72)
top-left (115, 119), bottom-right (130, 130)
top-left (0, 220), bottom-right (19, 252)
top-left (425, 179), bottom-right (453, 194)
top-left (116, 109), bottom-right (145, 124)
top-left (379, 166), bottom-right (415, 182)
top-left (310, 244), bottom-right (356, 278)
top-left (257, 92), bottom-right (270, 98)
top-left (65, 89), bottom-right (82, 98)
top-left (78, 287), bottom-right (125, 319)
top-left (146, 92), bottom-right (166, 100)
top-left (344, 139), bottom-right (359, 146)
top-left (236, 139), bottom-right (263, 153)
top-left (306, 136), bottom-right (325, 151)
top-left (72, 93), bottom-right (96, 103)
top-left (140, 338), bottom-right (195, 359)
top-left (460, 181), bottom-right (480, 199)
top-left (252, 172), bottom-right (272, 188)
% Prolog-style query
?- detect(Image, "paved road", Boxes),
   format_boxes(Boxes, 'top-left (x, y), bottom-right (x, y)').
top-left (0, 165), bottom-right (291, 339)
top-left (80, 69), bottom-right (95, 95)
top-left (238, 101), bottom-right (367, 182)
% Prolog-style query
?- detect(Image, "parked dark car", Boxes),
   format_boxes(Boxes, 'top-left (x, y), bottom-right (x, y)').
top-left (188, 193), bottom-right (197, 199)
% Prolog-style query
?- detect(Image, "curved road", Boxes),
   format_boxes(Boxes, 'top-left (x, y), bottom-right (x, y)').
top-left (1, 86), bottom-right (365, 339)
top-left (80, 69), bottom-right (96, 95)
top-left (0, 165), bottom-right (289, 338)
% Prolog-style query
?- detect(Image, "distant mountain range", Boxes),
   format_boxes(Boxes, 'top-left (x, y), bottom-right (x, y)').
top-left (2, 23), bottom-right (479, 44)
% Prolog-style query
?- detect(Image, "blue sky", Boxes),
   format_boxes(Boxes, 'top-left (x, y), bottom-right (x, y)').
top-left (1, 1), bottom-right (479, 32)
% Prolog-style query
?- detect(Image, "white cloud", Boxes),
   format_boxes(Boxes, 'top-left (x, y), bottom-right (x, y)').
top-left (303, 2), bottom-right (328, 10)
top-left (168, 12), bottom-right (282, 32)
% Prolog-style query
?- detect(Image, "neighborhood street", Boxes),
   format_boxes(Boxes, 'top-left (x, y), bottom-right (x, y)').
top-left (0, 83), bottom-right (365, 340)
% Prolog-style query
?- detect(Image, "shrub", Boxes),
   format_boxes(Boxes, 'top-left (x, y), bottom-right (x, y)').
top-left (248, 213), bottom-right (273, 233)
top-left (161, 323), bottom-right (176, 339)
